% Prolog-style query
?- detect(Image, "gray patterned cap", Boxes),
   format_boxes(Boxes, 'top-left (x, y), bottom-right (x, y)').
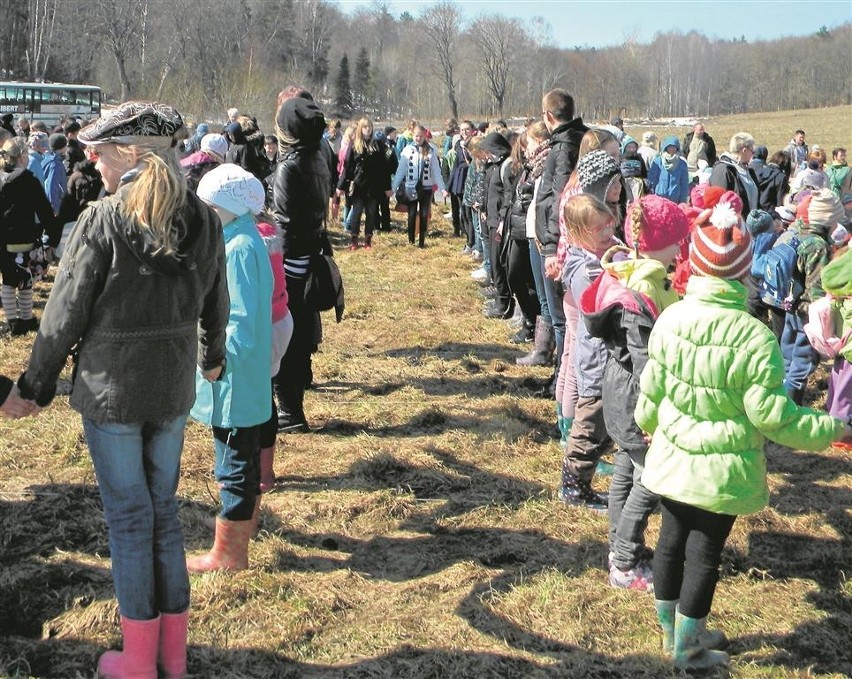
top-left (78, 101), bottom-right (186, 147)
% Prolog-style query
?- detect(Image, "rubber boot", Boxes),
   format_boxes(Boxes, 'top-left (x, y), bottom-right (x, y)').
top-left (259, 446), bottom-right (275, 494)
top-left (158, 610), bottom-right (188, 679)
top-left (557, 403), bottom-right (573, 451)
top-left (673, 609), bottom-right (729, 669)
top-left (186, 517), bottom-right (252, 573)
top-left (516, 316), bottom-right (554, 366)
top-left (97, 615), bottom-right (160, 679)
top-left (655, 599), bottom-right (677, 654)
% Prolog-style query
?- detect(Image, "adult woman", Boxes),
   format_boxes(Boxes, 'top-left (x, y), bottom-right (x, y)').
top-left (336, 117), bottom-right (390, 250)
top-left (272, 96), bottom-right (331, 431)
top-left (710, 132), bottom-right (759, 216)
top-left (18, 102), bottom-right (229, 679)
top-left (392, 125), bottom-right (447, 248)
top-left (0, 137), bottom-right (56, 335)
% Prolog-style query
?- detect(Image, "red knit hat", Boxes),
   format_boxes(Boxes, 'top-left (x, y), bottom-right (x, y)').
top-left (624, 195), bottom-right (690, 254)
top-left (690, 184), bottom-right (726, 210)
top-left (689, 194), bottom-right (753, 280)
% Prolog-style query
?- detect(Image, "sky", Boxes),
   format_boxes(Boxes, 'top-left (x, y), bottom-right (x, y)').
top-left (338, 0), bottom-right (852, 49)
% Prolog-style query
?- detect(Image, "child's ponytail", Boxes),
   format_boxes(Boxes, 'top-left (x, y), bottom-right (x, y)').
top-left (629, 201), bottom-right (644, 258)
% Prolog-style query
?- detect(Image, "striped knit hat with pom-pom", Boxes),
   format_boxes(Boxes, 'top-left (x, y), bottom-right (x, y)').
top-left (689, 192), bottom-right (753, 280)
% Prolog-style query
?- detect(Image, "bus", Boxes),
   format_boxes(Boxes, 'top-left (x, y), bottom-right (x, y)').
top-left (0, 82), bottom-right (102, 124)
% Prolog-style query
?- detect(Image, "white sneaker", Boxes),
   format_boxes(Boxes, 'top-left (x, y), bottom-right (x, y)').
top-left (470, 267), bottom-right (489, 283)
top-left (470, 250), bottom-right (483, 261)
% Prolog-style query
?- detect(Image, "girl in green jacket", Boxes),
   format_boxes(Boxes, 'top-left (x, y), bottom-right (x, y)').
top-left (635, 195), bottom-right (850, 671)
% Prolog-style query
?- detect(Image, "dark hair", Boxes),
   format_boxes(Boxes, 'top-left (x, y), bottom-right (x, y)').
top-left (752, 145), bottom-right (768, 161)
top-left (264, 135), bottom-right (277, 145)
top-left (510, 132), bottom-right (527, 173)
top-left (477, 121), bottom-right (488, 134)
top-left (542, 89), bottom-right (575, 123)
top-left (769, 150), bottom-right (792, 177)
top-left (462, 119), bottom-right (474, 129)
top-left (794, 129), bottom-right (805, 136)
top-left (833, 147), bottom-right (846, 158)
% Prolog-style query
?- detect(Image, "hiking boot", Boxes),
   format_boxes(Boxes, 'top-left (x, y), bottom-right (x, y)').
top-left (483, 301), bottom-right (513, 319)
top-left (609, 558), bottom-right (655, 593)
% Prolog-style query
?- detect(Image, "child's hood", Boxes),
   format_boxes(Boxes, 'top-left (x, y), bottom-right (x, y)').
top-left (822, 248), bottom-right (852, 296)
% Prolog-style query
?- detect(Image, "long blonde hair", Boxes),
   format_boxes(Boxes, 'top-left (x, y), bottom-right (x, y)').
top-left (115, 144), bottom-right (187, 256)
top-left (353, 117), bottom-right (376, 155)
top-left (563, 193), bottom-right (614, 250)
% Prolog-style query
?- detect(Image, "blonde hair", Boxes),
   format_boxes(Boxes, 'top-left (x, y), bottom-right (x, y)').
top-left (114, 144), bottom-right (187, 257)
top-left (627, 200), bottom-right (645, 257)
top-left (0, 137), bottom-right (27, 172)
top-left (579, 128), bottom-right (617, 157)
top-left (353, 117), bottom-right (376, 155)
top-left (563, 194), bottom-right (613, 249)
top-left (526, 121), bottom-right (551, 143)
top-left (729, 132), bottom-right (755, 156)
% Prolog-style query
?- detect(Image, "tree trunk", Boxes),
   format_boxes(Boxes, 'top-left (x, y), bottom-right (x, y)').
top-left (114, 49), bottom-right (132, 100)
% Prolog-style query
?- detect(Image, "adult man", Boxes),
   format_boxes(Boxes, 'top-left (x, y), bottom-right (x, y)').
top-left (534, 89), bottom-right (588, 391)
top-left (826, 147), bottom-right (850, 198)
top-left (784, 129), bottom-right (808, 175)
top-left (682, 122), bottom-right (718, 176)
top-left (63, 120), bottom-right (86, 174)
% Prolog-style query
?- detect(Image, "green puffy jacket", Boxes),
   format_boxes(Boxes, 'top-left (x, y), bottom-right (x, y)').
top-left (822, 248), bottom-right (852, 362)
top-left (636, 275), bottom-right (844, 515)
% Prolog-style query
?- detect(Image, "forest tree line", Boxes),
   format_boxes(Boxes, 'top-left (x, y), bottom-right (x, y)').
top-left (1, 0), bottom-right (849, 127)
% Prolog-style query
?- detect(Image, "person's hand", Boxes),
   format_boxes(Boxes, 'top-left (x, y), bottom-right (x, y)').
top-left (0, 385), bottom-right (40, 418)
top-left (202, 365), bottom-right (223, 382)
top-left (544, 255), bottom-right (561, 280)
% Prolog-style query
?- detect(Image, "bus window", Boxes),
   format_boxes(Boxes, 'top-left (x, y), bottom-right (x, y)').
top-left (74, 91), bottom-right (91, 107)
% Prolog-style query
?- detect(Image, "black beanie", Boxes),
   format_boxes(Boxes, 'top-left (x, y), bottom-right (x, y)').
top-left (49, 133), bottom-right (68, 151)
top-left (276, 98), bottom-right (325, 147)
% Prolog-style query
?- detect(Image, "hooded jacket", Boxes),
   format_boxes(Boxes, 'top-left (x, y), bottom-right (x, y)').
top-left (710, 154), bottom-right (759, 215)
top-left (59, 160), bottom-right (104, 224)
top-left (0, 167), bottom-right (56, 248)
top-left (582, 251), bottom-right (678, 452)
top-left (750, 160), bottom-right (789, 210)
top-left (822, 248), bottom-right (852, 362)
top-left (191, 212), bottom-right (273, 429)
top-left (635, 275), bottom-right (843, 515)
top-left (647, 136), bottom-right (690, 204)
top-left (535, 118), bottom-right (588, 256)
top-left (18, 187), bottom-right (230, 421)
top-left (480, 133), bottom-right (512, 231)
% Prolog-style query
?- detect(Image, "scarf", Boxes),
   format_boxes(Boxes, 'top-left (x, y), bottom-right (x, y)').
top-left (528, 140), bottom-right (552, 180)
top-left (661, 152), bottom-right (679, 172)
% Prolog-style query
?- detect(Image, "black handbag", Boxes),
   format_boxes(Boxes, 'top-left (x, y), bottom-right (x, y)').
top-left (304, 252), bottom-right (345, 321)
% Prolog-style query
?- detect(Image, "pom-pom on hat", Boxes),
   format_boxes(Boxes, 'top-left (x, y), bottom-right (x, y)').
top-left (200, 133), bottom-right (228, 162)
top-left (577, 149), bottom-right (621, 203)
top-left (78, 101), bottom-right (185, 147)
top-left (624, 194), bottom-right (690, 254)
top-left (689, 195), bottom-right (753, 280)
top-left (807, 188), bottom-right (845, 227)
top-left (745, 209), bottom-right (775, 235)
top-left (197, 163), bottom-right (265, 217)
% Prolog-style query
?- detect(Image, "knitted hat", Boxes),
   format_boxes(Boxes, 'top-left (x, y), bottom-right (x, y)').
top-left (624, 194), bottom-right (690, 254)
top-left (577, 149), bottom-right (621, 203)
top-left (49, 133), bottom-right (67, 151)
top-left (197, 163), bottom-right (265, 217)
top-left (797, 168), bottom-right (826, 190)
top-left (689, 196), bottom-right (753, 280)
top-left (275, 97), bottom-right (325, 148)
top-left (200, 133), bottom-right (228, 162)
top-left (196, 122), bottom-right (209, 137)
top-left (620, 157), bottom-right (644, 178)
top-left (807, 188), bottom-right (844, 227)
top-left (690, 184), bottom-right (730, 211)
top-left (78, 101), bottom-right (185, 147)
top-left (745, 209), bottom-right (775, 235)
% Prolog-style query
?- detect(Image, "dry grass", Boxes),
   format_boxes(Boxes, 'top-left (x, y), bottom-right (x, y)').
top-left (1, 108), bottom-right (851, 678)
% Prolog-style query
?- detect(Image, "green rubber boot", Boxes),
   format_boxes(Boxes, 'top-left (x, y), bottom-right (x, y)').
top-left (674, 609), bottom-right (729, 670)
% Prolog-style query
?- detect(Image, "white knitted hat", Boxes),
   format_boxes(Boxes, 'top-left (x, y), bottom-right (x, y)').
top-left (197, 163), bottom-right (265, 217)
top-left (200, 133), bottom-right (228, 162)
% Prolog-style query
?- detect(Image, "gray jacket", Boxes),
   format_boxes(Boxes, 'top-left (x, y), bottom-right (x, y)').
top-left (19, 187), bottom-right (229, 423)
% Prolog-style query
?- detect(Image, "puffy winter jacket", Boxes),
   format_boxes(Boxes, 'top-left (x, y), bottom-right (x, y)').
top-left (0, 167), bottom-right (56, 248)
top-left (822, 249), bottom-right (852, 362)
top-left (636, 275), bottom-right (844, 515)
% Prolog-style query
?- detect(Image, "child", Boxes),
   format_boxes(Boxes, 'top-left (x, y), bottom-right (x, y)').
top-left (822, 247), bottom-right (852, 450)
top-left (581, 195), bottom-right (691, 591)
top-left (777, 189), bottom-right (844, 404)
top-left (636, 194), bottom-right (849, 670)
top-left (559, 150), bottom-right (624, 511)
top-left (647, 136), bottom-right (690, 204)
top-left (188, 163), bottom-right (274, 572)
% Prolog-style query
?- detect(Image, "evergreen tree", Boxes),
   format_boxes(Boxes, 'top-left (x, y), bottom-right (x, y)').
top-left (334, 53), bottom-right (353, 118)
top-left (352, 46), bottom-right (372, 113)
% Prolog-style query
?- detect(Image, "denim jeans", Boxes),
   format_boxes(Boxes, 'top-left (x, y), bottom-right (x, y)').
top-left (608, 447), bottom-right (660, 569)
top-left (84, 416), bottom-right (190, 621)
top-left (212, 425), bottom-right (260, 521)
top-left (542, 272), bottom-right (565, 375)
top-left (781, 311), bottom-right (819, 391)
top-left (528, 240), bottom-right (552, 326)
top-left (472, 212), bottom-right (489, 272)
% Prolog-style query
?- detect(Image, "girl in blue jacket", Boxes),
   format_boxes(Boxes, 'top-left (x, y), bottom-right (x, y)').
top-left (189, 163), bottom-right (274, 573)
top-left (647, 136), bottom-right (690, 204)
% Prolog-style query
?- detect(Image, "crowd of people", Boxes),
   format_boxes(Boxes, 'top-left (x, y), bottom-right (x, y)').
top-left (0, 86), bottom-right (851, 677)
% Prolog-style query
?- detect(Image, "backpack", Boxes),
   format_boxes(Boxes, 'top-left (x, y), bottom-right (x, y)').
top-left (760, 235), bottom-right (803, 310)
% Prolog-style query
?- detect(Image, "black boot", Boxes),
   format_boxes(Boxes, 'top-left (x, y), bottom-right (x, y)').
top-left (275, 380), bottom-right (309, 433)
top-left (786, 386), bottom-right (804, 406)
top-left (516, 317), bottom-right (555, 366)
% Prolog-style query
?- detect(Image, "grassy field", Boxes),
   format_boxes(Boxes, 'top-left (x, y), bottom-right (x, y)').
top-left (1, 108), bottom-right (851, 679)
top-left (622, 104), bottom-right (852, 159)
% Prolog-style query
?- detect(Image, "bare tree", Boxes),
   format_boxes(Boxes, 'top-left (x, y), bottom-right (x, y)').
top-left (421, 1), bottom-right (462, 120)
top-left (25, 0), bottom-right (57, 81)
top-left (91, 0), bottom-right (145, 100)
top-left (469, 15), bottom-right (517, 116)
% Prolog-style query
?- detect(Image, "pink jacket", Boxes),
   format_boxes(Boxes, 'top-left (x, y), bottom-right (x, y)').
top-left (256, 221), bottom-right (289, 323)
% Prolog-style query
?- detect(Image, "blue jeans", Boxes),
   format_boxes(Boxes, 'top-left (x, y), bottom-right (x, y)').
top-left (528, 240), bottom-right (552, 326)
top-left (212, 425), bottom-right (260, 521)
top-left (84, 416), bottom-right (190, 620)
top-left (781, 311), bottom-right (819, 391)
top-left (472, 212), bottom-right (489, 273)
top-left (608, 447), bottom-right (660, 569)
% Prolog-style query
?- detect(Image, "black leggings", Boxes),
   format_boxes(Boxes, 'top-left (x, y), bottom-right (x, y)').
top-left (653, 499), bottom-right (736, 618)
top-left (406, 190), bottom-right (432, 245)
top-left (506, 237), bottom-right (539, 324)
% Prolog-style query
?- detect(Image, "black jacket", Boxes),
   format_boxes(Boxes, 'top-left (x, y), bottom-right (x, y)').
top-left (273, 145), bottom-right (331, 258)
top-left (226, 127), bottom-right (267, 182)
top-left (64, 138), bottom-right (86, 176)
top-left (710, 156), bottom-right (759, 215)
top-left (0, 168), bottom-right (56, 248)
top-left (59, 160), bottom-right (103, 223)
top-left (749, 160), bottom-right (789, 211)
top-left (508, 167), bottom-right (534, 241)
top-left (0, 374), bottom-right (11, 406)
top-left (337, 144), bottom-right (391, 199)
top-left (535, 118), bottom-right (588, 256)
top-left (480, 133), bottom-right (512, 232)
top-left (682, 131), bottom-right (718, 166)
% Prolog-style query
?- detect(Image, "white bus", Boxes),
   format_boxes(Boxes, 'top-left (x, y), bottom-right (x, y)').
top-left (0, 82), bottom-right (102, 124)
